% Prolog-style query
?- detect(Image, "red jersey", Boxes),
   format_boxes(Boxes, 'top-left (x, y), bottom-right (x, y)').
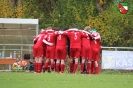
top-left (56, 34), bottom-right (67, 48)
top-left (81, 32), bottom-right (91, 48)
top-left (63, 31), bottom-right (87, 48)
top-left (35, 34), bottom-right (45, 47)
top-left (33, 30), bottom-right (46, 44)
top-left (44, 30), bottom-right (58, 48)
top-left (33, 35), bottom-right (39, 44)
top-left (90, 32), bottom-right (101, 49)
top-left (90, 32), bottom-right (101, 61)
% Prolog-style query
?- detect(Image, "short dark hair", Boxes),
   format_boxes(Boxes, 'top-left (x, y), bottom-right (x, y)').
top-left (72, 24), bottom-right (76, 28)
top-left (62, 28), bottom-right (68, 31)
top-left (53, 27), bottom-right (60, 31)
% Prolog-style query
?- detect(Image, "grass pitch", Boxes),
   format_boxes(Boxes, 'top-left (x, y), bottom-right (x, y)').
top-left (0, 71), bottom-right (133, 88)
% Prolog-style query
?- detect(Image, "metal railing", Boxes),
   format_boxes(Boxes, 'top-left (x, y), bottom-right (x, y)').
top-left (101, 46), bottom-right (133, 51)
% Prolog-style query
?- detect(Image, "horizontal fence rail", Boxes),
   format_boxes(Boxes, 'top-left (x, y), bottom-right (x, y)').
top-left (101, 46), bottom-right (133, 49)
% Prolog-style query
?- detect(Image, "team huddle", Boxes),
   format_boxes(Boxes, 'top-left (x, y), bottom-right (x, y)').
top-left (33, 26), bottom-right (101, 74)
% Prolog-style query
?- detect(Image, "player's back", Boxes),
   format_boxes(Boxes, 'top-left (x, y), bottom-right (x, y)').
top-left (90, 32), bottom-right (101, 49)
top-left (81, 35), bottom-right (90, 48)
top-left (35, 34), bottom-right (45, 47)
top-left (56, 34), bottom-right (67, 48)
top-left (46, 31), bottom-right (58, 47)
top-left (69, 31), bottom-right (82, 48)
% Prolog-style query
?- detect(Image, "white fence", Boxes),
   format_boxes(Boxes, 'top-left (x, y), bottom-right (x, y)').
top-left (101, 46), bottom-right (133, 70)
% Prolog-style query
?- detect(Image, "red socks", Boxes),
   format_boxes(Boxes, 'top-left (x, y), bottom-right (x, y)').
top-left (56, 63), bottom-right (59, 73)
top-left (80, 63), bottom-right (84, 73)
top-left (95, 62), bottom-right (100, 74)
top-left (38, 63), bottom-right (42, 73)
top-left (73, 63), bottom-right (78, 73)
top-left (90, 61), bottom-right (95, 74)
top-left (56, 63), bottom-right (65, 73)
top-left (51, 62), bottom-right (54, 71)
top-left (95, 66), bottom-right (99, 74)
top-left (61, 64), bottom-right (65, 73)
top-left (86, 62), bottom-right (91, 74)
top-left (44, 62), bottom-right (48, 70)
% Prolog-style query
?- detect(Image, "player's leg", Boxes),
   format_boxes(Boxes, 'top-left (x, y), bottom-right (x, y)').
top-left (94, 60), bottom-right (99, 74)
top-left (90, 60), bottom-right (95, 74)
top-left (50, 59), bottom-right (55, 71)
top-left (86, 47), bottom-right (92, 74)
top-left (94, 49), bottom-right (100, 74)
top-left (42, 59), bottom-right (45, 73)
top-left (73, 58), bottom-right (78, 74)
top-left (44, 49), bottom-right (50, 72)
top-left (38, 57), bottom-right (43, 73)
top-left (86, 60), bottom-right (91, 74)
top-left (69, 48), bottom-right (74, 73)
top-left (47, 61), bottom-right (51, 73)
top-left (56, 59), bottom-right (60, 73)
top-left (44, 59), bottom-right (50, 72)
top-left (90, 49), bottom-right (95, 74)
top-left (55, 48), bottom-right (60, 73)
top-left (60, 48), bottom-right (66, 73)
top-left (49, 48), bottom-right (56, 71)
top-left (69, 58), bottom-right (73, 73)
top-left (37, 47), bottom-right (44, 73)
top-left (80, 58), bottom-right (85, 73)
top-left (34, 57), bottom-right (39, 73)
top-left (60, 59), bottom-right (65, 73)
top-left (73, 48), bottom-right (81, 74)
top-left (80, 47), bottom-right (86, 73)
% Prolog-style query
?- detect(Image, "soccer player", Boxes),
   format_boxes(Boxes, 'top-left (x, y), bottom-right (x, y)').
top-left (60, 28), bottom-right (88, 74)
top-left (33, 29), bottom-right (46, 73)
top-left (90, 29), bottom-right (101, 74)
top-left (43, 27), bottom-right (58, 72)
top-left (80, 26), bottom-right (92, 74)
top-left (55, 28), bottom-right (67, 73)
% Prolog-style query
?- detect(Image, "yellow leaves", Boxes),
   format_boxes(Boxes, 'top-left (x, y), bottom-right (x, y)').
top-left (0, 0), bottom-right (25, 18)
top-left (99, 0), bottom-right (106, 5)
top-left (86, 16), bottom-right (105, 33)
top-left (71, 6), bottom-right (81, 21)
top-left (16, 5), bottom-right (23, 18)
top-left (58, 14), bottom-right (61, 17)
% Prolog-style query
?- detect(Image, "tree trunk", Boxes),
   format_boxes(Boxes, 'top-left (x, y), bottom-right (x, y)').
top-left (9, 0), bottom-right (15, 8)
top-left (18, 0), bottom-right (22, 6)
top-left (95, 0), bottom-right (106, 13)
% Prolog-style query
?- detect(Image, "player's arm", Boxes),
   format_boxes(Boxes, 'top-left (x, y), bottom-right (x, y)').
top-left (94, 33), bottom-right (101, 40)
top-left (43, 35), bottom-right (54, 46)
top-left (67, 28), bottom-right (78, 31)
top-left (80, 31), bottom-right (89, 38)
top-left (90, 32), bottom-right (101, 40)
top-left (82, 30), bottom-right (90, 35)
top-left (58, 30), bottom-right (71, 37)
top-left (33, 35), bottom-right (39, 44)
top-left (43, 40), bottom-right (54, 46)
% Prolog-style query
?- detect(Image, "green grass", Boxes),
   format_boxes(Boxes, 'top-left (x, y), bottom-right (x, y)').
top-left (0, 71), bottom-right (133, 88)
